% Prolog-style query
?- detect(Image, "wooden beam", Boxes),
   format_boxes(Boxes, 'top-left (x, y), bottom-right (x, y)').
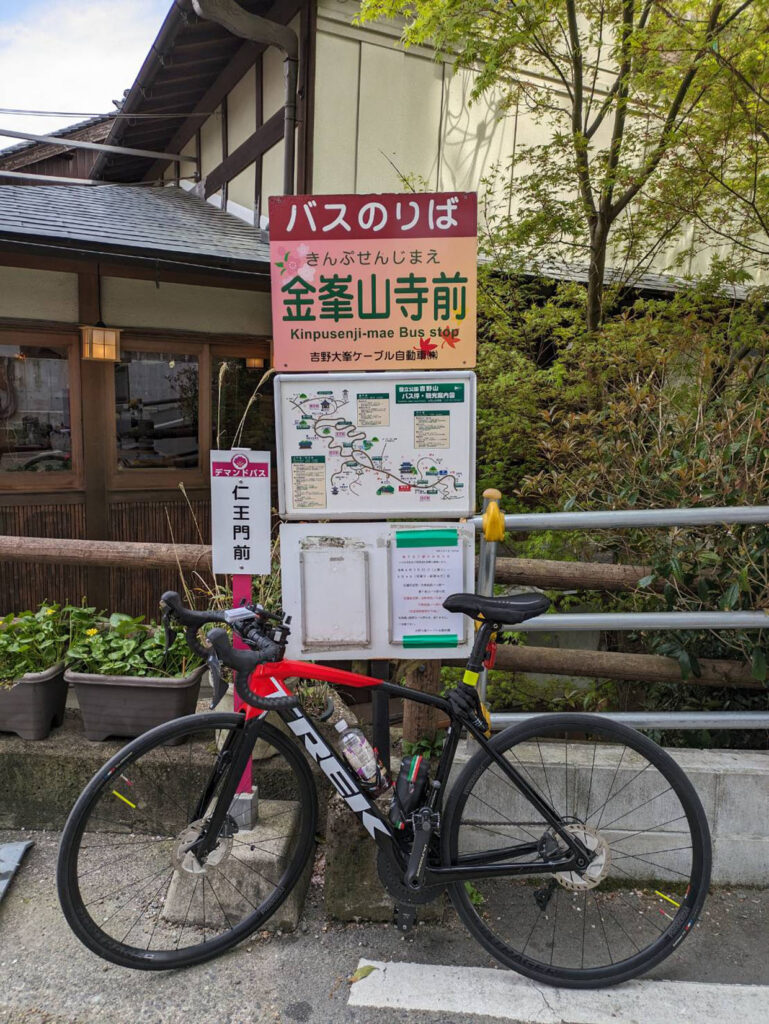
top-left (490, 556), bottom-right (657, 592)
top-left (297, 0), bottom-right (316, 193)
top-left (78, 272), bottom-right (111, 610)
top-left (204, 109), bottom-right (284, 198)
top-left (0, 240), bottom-right (270, 286)
top-left (491, 644), bottom-right (764, 689)
top-left (142, 39), bottom-right (262, 182)
top-left (221, 93), bottom-right (229, 207)
top-left (254, 53), bottom-right (264, 219)
top-left (0, 535), bottom-right (212, 572)
top-left (0, 252), bottom-right (269, 292)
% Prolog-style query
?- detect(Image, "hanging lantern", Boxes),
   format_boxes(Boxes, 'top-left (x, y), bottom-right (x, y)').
top-left (81, 324), bottom-right (121, 361)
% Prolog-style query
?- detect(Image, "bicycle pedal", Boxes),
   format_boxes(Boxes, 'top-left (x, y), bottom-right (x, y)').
top-left (393, 903), bottom-right (418, 934)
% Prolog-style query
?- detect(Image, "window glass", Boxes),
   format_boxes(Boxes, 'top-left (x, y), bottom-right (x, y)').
top-left (211, 356), bottom-right (274, 454)
top-left (0, 343), bottom-right (72, 472)
top-left (115, 350), bottom-right (199, 469)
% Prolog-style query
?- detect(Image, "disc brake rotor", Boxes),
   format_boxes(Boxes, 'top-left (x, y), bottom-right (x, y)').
top-left (554, 823), bottom-right (611, 891)
top-left (171, 818), bottom-right (233, 876)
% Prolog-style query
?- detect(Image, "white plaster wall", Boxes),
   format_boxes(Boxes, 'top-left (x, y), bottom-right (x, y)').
top-left (262, 138), bottom-right (287, 212)
top-left (102, 277), bottom-right (271, 335)
top-left (200, 106), bottom-right (224, 198)
top-left (312, 31), bottom-right (359, 194)
top-left (0, 266), bottom-right (78, 322)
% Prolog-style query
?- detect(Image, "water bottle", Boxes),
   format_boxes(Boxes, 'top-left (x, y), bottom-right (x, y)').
top-left (335, 719), bottom-right (390, 796)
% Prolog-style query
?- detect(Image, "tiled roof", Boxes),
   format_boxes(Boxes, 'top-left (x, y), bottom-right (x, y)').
top-left (0, 183), bottom-right (270, 268)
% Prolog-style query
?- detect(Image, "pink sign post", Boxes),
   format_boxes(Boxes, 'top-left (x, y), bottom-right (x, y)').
top-left (232, 573), bottom-right (253, 799)
top-left (210, 449), bottom-right (272, 828)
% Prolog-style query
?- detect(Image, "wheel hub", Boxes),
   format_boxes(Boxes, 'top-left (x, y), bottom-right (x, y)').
top-left (171, 818), bottom-right (232, 875)
top-left (554, 823), bottom-right (611, 891)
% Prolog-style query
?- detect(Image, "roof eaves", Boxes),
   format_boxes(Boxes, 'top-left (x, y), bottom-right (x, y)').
top-left (91, 0), bottom-right (193, 179)
top-left (0, 230), bottom-right (271, 279)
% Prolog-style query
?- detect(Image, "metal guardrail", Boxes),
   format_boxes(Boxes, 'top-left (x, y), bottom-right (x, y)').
top-left (470, 504), bottom-right (769, 532)
top-left (473, 493), bottom-right (769, 732)
top-left (505, 611), bottom-right (769, 631)
top-left (489, 711), bottom-right (769, 730)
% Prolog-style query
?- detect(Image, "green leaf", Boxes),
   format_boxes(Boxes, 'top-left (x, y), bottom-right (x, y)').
top-left (637, 574), bottom-right (655, 588)
top-left (751, 646), bottom-right (767, 681)
top-left (349, 965), bottom-right (378, 984)
top-left (719, 583), bottom-right (740, 610)
top-left (677, 651), bottom-right (692, 681)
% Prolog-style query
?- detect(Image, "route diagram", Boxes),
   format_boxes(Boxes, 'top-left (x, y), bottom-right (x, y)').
top-left (286, 389), bottom-right (466, 503)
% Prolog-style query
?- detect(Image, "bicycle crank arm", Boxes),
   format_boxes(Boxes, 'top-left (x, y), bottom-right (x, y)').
top-left (404, 807), bottom-right (439, 889)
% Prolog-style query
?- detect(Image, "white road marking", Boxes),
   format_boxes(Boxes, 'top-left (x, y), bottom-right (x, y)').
top-left (347, 958), bottom-right (769, 1022)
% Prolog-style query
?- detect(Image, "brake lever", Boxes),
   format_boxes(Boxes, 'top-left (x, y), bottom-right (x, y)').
top-left (207, 650), bottom-right (228, 710)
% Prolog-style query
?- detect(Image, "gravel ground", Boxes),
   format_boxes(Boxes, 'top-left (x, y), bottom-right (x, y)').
top-left (0, 830), bottom-right (767, 1024)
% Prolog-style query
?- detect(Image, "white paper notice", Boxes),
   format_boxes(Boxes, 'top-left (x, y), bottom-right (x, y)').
top-left (390, 530), bottom-right (466, 645)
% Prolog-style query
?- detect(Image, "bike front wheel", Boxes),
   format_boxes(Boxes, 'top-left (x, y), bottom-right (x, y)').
top-left (57, 713), bottom-right (317, 970)
top-left (442, 713), bottom-right (711, 988)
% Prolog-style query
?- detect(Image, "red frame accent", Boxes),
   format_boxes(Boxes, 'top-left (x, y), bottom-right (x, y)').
top-left (241, 659), bottom-right (382, 720)
top-left (484, 641), bottom-right (497, 670)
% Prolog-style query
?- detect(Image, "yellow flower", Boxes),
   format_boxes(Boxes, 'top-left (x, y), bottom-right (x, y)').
top-left (85, 628), bottom-right (99, 636)
top-left (45, 608), bottom-right (55, 615)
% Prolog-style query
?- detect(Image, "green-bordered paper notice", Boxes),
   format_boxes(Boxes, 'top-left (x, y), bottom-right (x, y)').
top-left (390, 528), bottom-right (464, 646)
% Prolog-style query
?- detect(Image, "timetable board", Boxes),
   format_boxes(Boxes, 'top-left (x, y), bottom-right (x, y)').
top-left (274, 371), bottom-right (476, 520)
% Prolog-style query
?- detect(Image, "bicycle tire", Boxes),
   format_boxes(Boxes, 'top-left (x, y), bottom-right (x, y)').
top-left (442, 713), bottom-right (711, 988)
top-left (57, 713), bottom-right (317, 970)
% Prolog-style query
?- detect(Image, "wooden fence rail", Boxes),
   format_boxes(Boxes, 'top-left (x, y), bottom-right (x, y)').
top-left (489, 644), bottom-right (762, 689)
top-left (0, 536), bottom-right (212, 573)
top-left (1, 535), bottom-right (753, 688)
top-left (492, 556), bottom-right (655, 591)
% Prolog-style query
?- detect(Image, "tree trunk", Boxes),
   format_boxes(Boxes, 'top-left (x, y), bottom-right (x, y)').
top-left (586, 220), bottom-right (609, 332)
top-left (402, 661), bottom-right (443, 744)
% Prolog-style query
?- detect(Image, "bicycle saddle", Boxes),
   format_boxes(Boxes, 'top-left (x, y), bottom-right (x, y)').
top-left (443, 591), bottom-right (550, 624)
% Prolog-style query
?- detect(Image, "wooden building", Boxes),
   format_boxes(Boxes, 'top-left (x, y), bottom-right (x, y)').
top-left (0, 115), bottom-right (116, 184)
top-left (0, 184), bottom-right (273, 616)
top-left (1, 0), bottom-right (733, 617)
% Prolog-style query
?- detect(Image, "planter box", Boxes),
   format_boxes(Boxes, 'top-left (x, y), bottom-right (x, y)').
top-left (0, 663), bottom-right (67, 741)
top-left (65, 665), bottom-right (205, 741)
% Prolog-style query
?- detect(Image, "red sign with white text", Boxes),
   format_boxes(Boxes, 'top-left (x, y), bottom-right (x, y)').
top-left (269, 192), bottom-right (477, 371)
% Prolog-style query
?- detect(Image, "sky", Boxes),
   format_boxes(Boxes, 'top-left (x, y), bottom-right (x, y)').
top-left (0, 0), bottom-right (171, 146)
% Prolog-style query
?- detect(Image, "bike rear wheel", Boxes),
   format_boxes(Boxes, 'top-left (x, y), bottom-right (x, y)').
top-left (57, 713), bottom-right (317, 970)
top-left (442, 713), bottom-right (711, 988)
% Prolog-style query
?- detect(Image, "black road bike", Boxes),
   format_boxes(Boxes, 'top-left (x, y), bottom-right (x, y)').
top-left (57, 590), bottom-right (711, 988)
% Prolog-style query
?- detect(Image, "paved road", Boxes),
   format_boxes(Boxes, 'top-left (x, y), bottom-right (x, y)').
top-left (1, 830), bottom-right (767, 1024)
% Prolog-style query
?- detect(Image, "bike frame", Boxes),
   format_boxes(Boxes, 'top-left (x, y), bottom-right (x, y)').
top-left (218, 657), bottom-right (589, 884)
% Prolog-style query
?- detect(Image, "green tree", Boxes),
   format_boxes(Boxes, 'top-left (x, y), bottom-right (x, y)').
top-left (357, 0), bottom-right (769, 328)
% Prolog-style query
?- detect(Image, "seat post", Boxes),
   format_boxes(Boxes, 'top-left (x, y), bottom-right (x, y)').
top-left (465, 620), bottom-right (495, 677)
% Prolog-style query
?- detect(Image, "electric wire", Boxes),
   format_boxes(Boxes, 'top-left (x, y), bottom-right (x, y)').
top-left (0, 108), bottom-right (219, 120)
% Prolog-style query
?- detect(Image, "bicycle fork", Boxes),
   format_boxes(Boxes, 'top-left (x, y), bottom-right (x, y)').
top-left (186, 716), bottom-right (267, 865)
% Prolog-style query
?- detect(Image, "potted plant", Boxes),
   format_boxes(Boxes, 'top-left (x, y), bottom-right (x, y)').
top-left (65, 614), bottom-right (205, 741)
top-left (0, 604), bottom-right (79, 740)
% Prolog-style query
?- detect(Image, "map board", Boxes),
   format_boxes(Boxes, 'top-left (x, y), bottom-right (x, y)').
top-left (274, 371), bottom-right (476, 520)
top-left (268, 192), bottom-right (477, 371)
top-left (280, 521), bottom-right (475, 660)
